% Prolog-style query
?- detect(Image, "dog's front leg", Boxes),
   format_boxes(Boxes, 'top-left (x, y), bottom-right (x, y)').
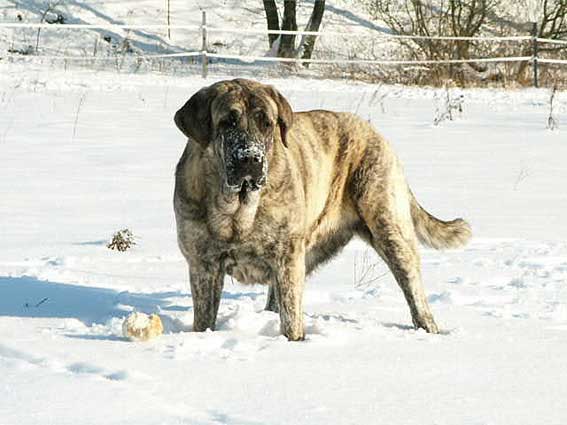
top-left (189, 262), bottom-right (225, 332)
top-left (273, 239), bottom-right (306, 341)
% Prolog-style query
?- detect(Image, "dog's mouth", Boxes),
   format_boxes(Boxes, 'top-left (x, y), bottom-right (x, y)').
top-left (223, 174), bottom-right (265, 194)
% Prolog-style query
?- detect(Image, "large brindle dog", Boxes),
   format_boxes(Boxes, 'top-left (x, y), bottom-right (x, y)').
top-left (174, 79), bottom-right (471, 341)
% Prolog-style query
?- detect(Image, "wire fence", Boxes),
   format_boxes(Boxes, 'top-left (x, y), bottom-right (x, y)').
top-left (1, 13), bottom-right (567, 87)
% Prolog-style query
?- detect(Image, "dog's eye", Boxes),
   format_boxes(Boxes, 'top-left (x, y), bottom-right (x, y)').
top-left (256, 112), bottom-right (272, 131)
top-left (221, 110), bottom-right (239, 128)
top-left (229, 110), bottom-right (239, 124)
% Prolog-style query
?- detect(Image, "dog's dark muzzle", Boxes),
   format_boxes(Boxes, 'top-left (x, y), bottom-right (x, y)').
top-left (222, 131), bottom-right (267, 193)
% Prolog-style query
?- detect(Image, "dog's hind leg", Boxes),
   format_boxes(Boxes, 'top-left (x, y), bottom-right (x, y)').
top-left (368, 215), bottom-right (439, 333)
top-left (353, 152), bottom-right (439, 333)
top-left (265, 285), bottom-right (279, 313)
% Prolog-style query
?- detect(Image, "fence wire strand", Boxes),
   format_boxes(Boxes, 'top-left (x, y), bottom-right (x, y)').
top-left (1, 21), bottom-right (566, 82)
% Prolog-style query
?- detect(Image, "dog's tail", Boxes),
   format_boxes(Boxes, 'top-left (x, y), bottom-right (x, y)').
top-left (410, 193), bottom-right (472, 250)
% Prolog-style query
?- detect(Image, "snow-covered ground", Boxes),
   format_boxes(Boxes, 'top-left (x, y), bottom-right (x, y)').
top-left (1, 62), bottom-right (567, 424)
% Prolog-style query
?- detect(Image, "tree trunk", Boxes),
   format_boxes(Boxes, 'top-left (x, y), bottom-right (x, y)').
top-left (263, 0), bottom-right (280, 49)
top-left (301, 0), bottom-right (325, 65)
top-left (278, 0), bottom-right (298, 58)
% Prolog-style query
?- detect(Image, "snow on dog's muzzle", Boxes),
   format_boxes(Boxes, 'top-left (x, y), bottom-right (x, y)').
top-left (221, 130), bottom-right (268, 193)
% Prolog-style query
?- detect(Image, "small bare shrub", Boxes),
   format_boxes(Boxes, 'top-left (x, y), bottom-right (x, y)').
top-left (8, 45), bottom-right (34, 55)
top-left (513, 166), bottom-right (530, 190)
top-left (434, 85), bottom-right (464, 126)
top-left (107, 229), bottom-right (136, 252)
top-left (353, 249), bottom-right (388, 289)
top-left (71, 93), bottom-right (86, 142)
top-left (547, 85), bottom-right (558, 130)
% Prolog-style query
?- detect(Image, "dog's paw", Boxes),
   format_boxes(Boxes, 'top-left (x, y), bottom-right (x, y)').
top-left (413, 316), bottom-right (440, 334)
top-left (285, 332), bottom-right (306, 342)
top-left (281, 324), bottom-right (305, 342)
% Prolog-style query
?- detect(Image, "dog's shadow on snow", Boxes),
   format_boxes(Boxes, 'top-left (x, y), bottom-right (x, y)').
top-left (0, 276), bottom-right (176, 325)
top-left (0, 276), bottom-right (263, 337)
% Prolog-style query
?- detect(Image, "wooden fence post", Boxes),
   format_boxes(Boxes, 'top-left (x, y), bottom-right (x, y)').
top-left (166, 0), bottom-right (171, 39)
top-left (201, 11), bottom-right (208, 79)
top-left (532, 22), bottom-right (539, 88)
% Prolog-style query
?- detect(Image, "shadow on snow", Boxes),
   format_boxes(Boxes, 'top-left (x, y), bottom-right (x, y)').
top-left (0, 276), bottom-right (261, 327)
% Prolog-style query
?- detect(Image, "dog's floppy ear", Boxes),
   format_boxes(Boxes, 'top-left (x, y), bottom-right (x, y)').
top-left (265, 86), bottom-right (294, 148)
top-left (174, 86), bottom-right (214, 148)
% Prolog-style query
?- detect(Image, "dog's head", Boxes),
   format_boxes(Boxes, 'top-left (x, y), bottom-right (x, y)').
top-left (174, 79), bottom-right (293, 194)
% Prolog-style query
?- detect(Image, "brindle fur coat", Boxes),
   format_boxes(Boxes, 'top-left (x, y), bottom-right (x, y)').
top-left (174, 79), bottom-right (471, 341)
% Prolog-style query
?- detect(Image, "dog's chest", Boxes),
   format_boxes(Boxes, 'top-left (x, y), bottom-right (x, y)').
top-left (206, 192), bottom-right (262, 241)
top-left (206, 220), bottom-right (285, 285)
top-left (180, 190), bottom-right (289, 285)
top-left (193, 235), bottom-right (278, 285)
top-left (223, 246), bottom-right (272, 285)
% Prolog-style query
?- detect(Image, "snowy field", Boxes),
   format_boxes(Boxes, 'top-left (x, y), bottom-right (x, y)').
top-left (1, 63), bottom-right (567, 425)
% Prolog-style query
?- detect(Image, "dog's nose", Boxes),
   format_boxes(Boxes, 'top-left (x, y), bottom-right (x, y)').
top-left (241, 152), bottom-right (262, 164)
top-left (235, 146), bottom-right (263, 164)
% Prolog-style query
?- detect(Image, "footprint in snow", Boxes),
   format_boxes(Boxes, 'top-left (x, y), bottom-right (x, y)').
top-left (66, 362), bottom-right (129, 381)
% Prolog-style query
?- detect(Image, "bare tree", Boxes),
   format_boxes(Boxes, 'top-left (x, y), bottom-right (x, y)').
top-left (263, 0), bottom-right (280, 48)
top-left (300, 0), bottom-right (326, 62)
top-left (521, 0), bottom-right (567, 40)
top-left (262, 0), bottom-right (326, 61)
top-left (369, 0), bottom-right (498, 83)
top-left (537, 0), bottom-right (567, 44)
top-left (279, 0), bottom-right (298, 58)
top-left (506, 0), bottom-right (567, 84)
